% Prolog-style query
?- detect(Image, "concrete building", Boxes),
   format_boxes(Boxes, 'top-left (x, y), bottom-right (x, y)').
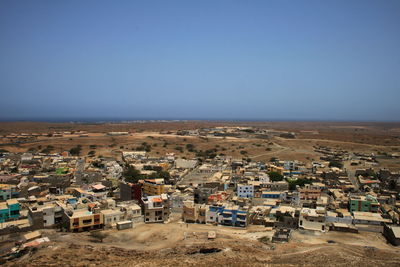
top-left (274, 206), bottom-right (300, 229)
top-left (207, 204), bottom-right (225, 224)
top-left (28, 203), bottom-right (62, 228)
top-left (194, 184), bottom-right (218, 204)
top-left (118, 202), bottom-right (142, 223)
top-left (142, 194), bottom-right (170, 223)
top-left (143, 179), bottom-right (165, 196)
top-left (0, 199), bottom-right (20, 223)
top-left (119, 182), bottom-right (142, 202)
top-left (383, 224), bottom-right (400, 246)
top-left (0, 184), bottom-right (19, 200)
top-left (325, 211), bottom-right (353, 225)
top-left (248, 206), bottom-right (271, 225)
top-left (299, 207), bottom-right (327, 232)
top-left (62, 209), bottom-right (104, 232)
top-left (284, 161), bottom-right (297, 171)
top-left (219, 204), bottom-right (249, 228)
top-left (352, 211), bottom-right (390, 226)
top-left (182, 201), bottom-right (207, 223)
top-left (272, 228), bottom-right (292, 243)
top-left (261, 191), bottom-right (285, 200)
top-left (262, 181), bottom-right (289, 191)
top-left (349, 195), bottom-right (380, 213)
top-left (298, 184), bottom-right (322, 201)
top-left (237, 184), bottom-right (254, 198)
top-left (101, 209), bottom-right (125, 228)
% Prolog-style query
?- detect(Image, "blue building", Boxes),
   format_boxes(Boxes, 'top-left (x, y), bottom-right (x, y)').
top-left (0, 199), bottom-right (20, 223)
top-left (219, 205), bottom-right (248, 227)
top-left (0, 184), bottom-right (19, 201)
top-left (261, 191), bottom-right (284, 199)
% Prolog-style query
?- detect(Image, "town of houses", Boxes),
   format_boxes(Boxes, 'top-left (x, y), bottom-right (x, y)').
top-left (0, 127), bottom-right (400, 255)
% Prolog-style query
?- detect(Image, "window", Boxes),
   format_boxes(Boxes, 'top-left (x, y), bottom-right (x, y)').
top-left (10, 210), bottom-right (19, 215)
top-left (82, 219), bottom-right (92, 224)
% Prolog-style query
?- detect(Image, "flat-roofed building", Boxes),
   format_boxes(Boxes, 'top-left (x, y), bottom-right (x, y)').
top-left (349, 195), bottom-right (380, 213)
top-left (0, 199), bottom-right (20, 223)
top-left (383, 224), bottom-right (400, 246)
top-left (299, 207), bottom-right (327, 232)
top-left (261, 191), bottom-right (285, 200)
top-left (298, 185), bottom-right (322, 200)
top-left (219, 204), bottom-right (249, 228)
top-left (120, 182), bottom-right (142, 201)
top-left (63, 209), bottom-right (103, 232)
top-left (237, 184), bottom-right (254, 198)
top-left (143, 179), bottom-right (165, 196)
top-left (142, 194), bottom-right (170, 223)
top-left (101, 209), bottom-right (125, 228)
top-left (28, 203), bottom-right (61, 229)
top-left (182, 201), bottom-right (207, 223)
top-left (0, 184), bottom-right (19, 200)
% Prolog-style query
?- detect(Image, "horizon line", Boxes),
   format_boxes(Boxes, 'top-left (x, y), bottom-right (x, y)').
top-left (0, 117), bottom-right (400, 124)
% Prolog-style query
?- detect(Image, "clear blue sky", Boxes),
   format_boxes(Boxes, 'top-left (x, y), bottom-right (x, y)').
top-left (1, 0), bottom-right (399, 121)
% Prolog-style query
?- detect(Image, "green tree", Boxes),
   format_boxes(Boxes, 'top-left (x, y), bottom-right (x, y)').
top-left (148, 170), bottom-right (171, 182)
top-left (329, 160), bottom-right (343, 168)
top-left (268, 171), bottom-right (284, 181)
top-left (123, 165), bottom-right (143, 183)
top-left (69, 145), bottom-right (82, 156)
top-left (186, 143), bottom-right (195, 152)
top-left (287, 178), bottom-right (312, 190)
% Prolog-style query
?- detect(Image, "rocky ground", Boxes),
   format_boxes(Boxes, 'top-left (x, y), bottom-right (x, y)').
top-left (5, 240), bottom-right (400, 267)
top-left (3, 220), bottom-right (400, 267)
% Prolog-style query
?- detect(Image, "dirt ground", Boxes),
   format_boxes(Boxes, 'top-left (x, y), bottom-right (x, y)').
top-left (4, 214), bottom-right (400, 267)
top-left (2, 122), bottom-right (400, 170)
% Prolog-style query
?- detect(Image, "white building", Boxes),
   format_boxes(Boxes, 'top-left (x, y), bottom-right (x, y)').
top-left (259, 173), bottom-right (270, 183)
top-left (101, 209), bottom-right (125, 227)
top-left (106, 161), bottom-right (123, 179)
top-left (118, 202), bottom-right (142, 223)
top-left (41, 205), bottom-right (55, 227)
top-left (284, 161), bottom-right (297, 171)
top-left (237, 184), bottom-right (254, 198)
top-left (299, 207), bottom-right (327, 232)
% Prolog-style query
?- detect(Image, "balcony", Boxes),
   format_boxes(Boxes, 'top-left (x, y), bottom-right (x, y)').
top-left (237, 216), bottom-right (247, 222)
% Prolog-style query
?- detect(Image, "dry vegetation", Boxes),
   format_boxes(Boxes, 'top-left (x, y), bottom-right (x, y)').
top-left (1, 121), bottom-right (400, 265)
top-left (1, 121), bottom-right (400, 169)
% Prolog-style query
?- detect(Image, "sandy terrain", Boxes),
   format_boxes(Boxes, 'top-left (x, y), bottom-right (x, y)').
top-left (1, 121), bottom-right (399, 169)
top-left (4, 214), bottom-right (400, 267)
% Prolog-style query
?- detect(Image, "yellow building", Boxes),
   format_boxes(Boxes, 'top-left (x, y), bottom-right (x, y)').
top-left (65, 209), bottom-right (103, 232)
top-left (143, 179), bottom-right (165, 196)
top-left (269, 165), bottom-right (284, 175)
